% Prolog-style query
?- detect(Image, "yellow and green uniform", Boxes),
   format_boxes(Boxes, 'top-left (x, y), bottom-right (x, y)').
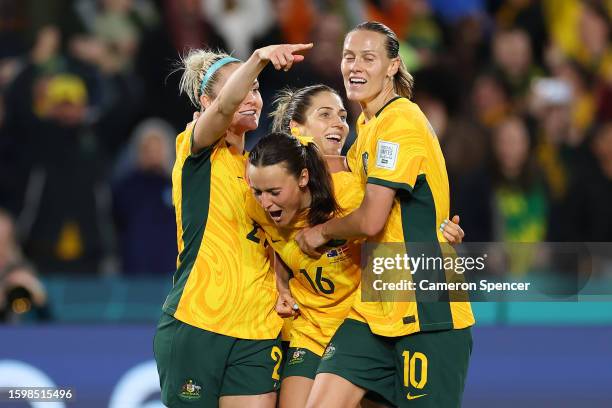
top-left (317, 97), bottom-right (473, 407)
top-left (346, 96), bottom-right (474, 337)
top-left (155, 125), bottom-right (285, 405)
top-left (246, 171), bottom-right (364, 357)
top-left (162, 124), bottom-right (282, 339)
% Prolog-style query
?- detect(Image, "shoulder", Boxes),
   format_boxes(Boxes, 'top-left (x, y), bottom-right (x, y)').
top-left (378, 99), bottom-right (426, 127)
top-left (374, 99), bottom-right (434, 143)
top-left (332, 172), bottom-right (363, 210)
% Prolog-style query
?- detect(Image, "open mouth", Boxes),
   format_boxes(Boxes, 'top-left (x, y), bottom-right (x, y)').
top-left (348, 77), bottom-right (367, 87)
top-left (268, 209), bottom-right (282, 221)
top-left (325, 134), bottom-right (343, 144)
top-left (239, 109), bottom-right (257, 116)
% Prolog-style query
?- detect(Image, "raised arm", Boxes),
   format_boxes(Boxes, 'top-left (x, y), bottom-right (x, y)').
top-left (193, 43), bottom-right (313, 152)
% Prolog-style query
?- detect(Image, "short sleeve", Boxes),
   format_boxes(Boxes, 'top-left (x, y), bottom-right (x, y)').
top-left (366, 111), bottom-right (427, 193)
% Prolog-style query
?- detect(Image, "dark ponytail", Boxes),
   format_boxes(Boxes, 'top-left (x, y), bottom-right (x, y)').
top-left (249, 132), bottom-right (341, 226)
top-left (301, 141), bottom-right (341, 225)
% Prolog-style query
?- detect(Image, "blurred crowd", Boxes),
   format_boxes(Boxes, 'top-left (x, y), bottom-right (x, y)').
top-left (0, 0), bottom-right (611, 291)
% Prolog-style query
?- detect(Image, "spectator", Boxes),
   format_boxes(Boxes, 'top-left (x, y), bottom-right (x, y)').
top-left (490, 116), bottom-right (548, 243)
top-left (561, 121), bottom-right (612, 241)
top-left (0, 209), bottom-right (51, 322)
top-left (492, 27), bottom-right (543, 105)
top-left (16, 72), bottom-right (113, 274)
top-left (112, 118), bottom-right (176, 275)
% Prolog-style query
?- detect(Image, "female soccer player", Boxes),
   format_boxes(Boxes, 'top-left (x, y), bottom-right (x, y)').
top-left (153, 43), bottom-right (311, 408)
top-left (296, 22), bottom-right (475, 408)
top-left (246, 130), bottom-right (364, 408)
top-left (249, 84), bottom-right (464, 408)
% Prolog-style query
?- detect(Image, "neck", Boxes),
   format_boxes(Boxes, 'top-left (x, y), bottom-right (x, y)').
top-left (360, 82), bottom-right (397, 121)
top-left (501, 165), bottom-right (521, 180)
top-left (225, 128), bottom-right (245, 154)
top-left (325, 155), bottom-right (348, 173)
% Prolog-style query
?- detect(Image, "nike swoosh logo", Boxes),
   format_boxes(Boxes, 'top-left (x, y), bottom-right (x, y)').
top-left (406, 393), bottom-right (427, 400)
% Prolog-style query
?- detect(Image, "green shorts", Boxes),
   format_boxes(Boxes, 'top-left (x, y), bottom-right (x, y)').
top-left (282, 347), bottom-right (321, 380)
top-left (153, 313), bottom-right (283, 407)
top-left (317, 319), bottom-right (472, 408)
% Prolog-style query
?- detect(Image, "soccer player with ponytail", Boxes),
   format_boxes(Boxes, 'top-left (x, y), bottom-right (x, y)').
top-left (245, 84), bottom-right (464, 408)
top-left (296, 22), bottom-right (475, 408)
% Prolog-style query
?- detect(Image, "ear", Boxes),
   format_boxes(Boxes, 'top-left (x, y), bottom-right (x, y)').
top-left (289, 120), bottom-right (307, 137)
top-left (387, 57), bottom-right (400, 78)
top-left (200, 94), bottom-right (212, 110)
top-left (298, 168), bottom-right (309, 188)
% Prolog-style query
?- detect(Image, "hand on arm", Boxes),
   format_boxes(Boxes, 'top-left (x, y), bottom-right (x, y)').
top-left (295, 183), bottom-right (396, 258)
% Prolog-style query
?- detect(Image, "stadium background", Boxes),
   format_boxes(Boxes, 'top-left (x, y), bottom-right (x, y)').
top-left (0, 0), bottom-right (611, 407)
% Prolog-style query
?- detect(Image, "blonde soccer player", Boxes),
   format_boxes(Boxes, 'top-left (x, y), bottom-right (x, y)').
top-left (297, 22), bottom-right (475, 408)
top-left (153, 43), bottom-right (312, 408)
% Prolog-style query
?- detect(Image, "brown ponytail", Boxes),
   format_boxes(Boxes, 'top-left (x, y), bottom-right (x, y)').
top-left (249, 132), bottom-right (341, 226)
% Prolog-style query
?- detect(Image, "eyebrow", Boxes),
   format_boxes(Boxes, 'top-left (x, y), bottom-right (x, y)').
top-left (343, 49), bottom-right (378, 54)
top-left (252, 186), bottom-right (280, 192)
top-left (316, 106), bottom-right (347, 113)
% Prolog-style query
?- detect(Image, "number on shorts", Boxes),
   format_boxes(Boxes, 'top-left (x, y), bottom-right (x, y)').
top-left (271, 346), bottom-right (282, 380)
top-left (402, 350), bottom-right (428, 389)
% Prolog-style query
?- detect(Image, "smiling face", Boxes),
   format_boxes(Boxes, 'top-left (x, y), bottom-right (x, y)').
top-left (247, 163), bottom-right (309, 227)
top-left (341, 29), bottom-right (396, 104)
top-left (204, 63), bottom-right (263, 133)
top-left (294, 91), bottom-right (349, 155)
top-left (493, 118), bottom-right (530, 179)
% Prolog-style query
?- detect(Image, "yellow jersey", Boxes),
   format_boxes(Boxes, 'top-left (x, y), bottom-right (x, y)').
top-left (163, 124), bottom-right (282, 339)
top-left (246, 171), bottom-right (364, 355)
top-left (346, 97), bottom-right (474, 337)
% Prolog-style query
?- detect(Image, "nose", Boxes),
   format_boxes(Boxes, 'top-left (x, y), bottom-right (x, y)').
top-left (260, 193), bottom-right (273, 210)
top-left (331, 116), bottom-right (347, 132)
top-left (242, 91), bottom-right (257, 106)
top-left (242, 92), bottom-right (255, 105)
top-left (349, 58), bottom-right (363, 73)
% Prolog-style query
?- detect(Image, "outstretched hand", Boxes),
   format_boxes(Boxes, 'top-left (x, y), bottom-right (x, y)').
top-left (256, 43), bottom-right (314, 71)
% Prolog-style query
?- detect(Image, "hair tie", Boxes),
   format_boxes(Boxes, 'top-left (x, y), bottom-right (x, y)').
top-left (199, 56), bottom-right (241, 97)
top-left (291, 128), bottom-right (314, 146)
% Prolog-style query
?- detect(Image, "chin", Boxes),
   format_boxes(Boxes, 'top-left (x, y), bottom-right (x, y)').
top-left (235, 117), bottom-right (259, 133)
top-left (324, 143), bottom-right (342, 156)
top-left (345, 90), bottom-right (363, 102)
